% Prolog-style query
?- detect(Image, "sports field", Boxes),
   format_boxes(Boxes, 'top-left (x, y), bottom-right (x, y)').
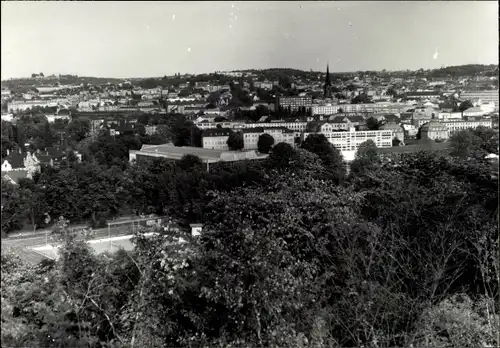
top-left (30, 233), bottom-right (156, 260)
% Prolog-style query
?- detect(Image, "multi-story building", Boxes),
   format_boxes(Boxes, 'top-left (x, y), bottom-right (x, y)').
top-left (302, 125), bottom-right (393, 161)
top-left (441, 119), bottom-right (492, 134)
top-left (311, 102), bottom-right (412, 116)
top-left (436, 112), bottom-right (463, 120)
top-left (460, 90), bottom-right (499, 110)
top-left (195, 121), bottom-right (308, 132)
top-left (202, 128), bottom-right (232, 150)
top-left (276, 96), bottom-right (313, 111)
top-left (242, 127), bottom-right (295, 150)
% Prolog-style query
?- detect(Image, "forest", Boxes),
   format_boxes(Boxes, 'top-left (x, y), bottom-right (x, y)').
top-left (1, 121), bottom-right (499, 347)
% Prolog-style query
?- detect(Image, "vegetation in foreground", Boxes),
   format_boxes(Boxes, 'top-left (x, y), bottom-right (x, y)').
top-left (1, 127), bottom-right (499, 348)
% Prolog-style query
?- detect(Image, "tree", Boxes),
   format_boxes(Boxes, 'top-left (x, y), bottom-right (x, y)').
top-left (43, 121), bottom-right (53, 148)
top-left (351, 93), bottom-right (371, 104)
top-left (350, 139), bottom-right (380, 175)
top-left (268, 142), bottom-right (300, 170)
top-left (449, 127), bottom-right (499, 160)
top-left (301, 133), bottom-right (345, 182)
top-left (366, 117), bottom-right (380, 130)
top-left (226, 131), bottom-right (244, 151)
top-left (257, 133), bottom-right (274, 154)
top-left (67, 119), bottom-right (90, 142)
top-left (178, 154), bottom-right (203, 171)
top-left (392, 137), bottom-right (402, 146)
top-left (459, 100), bottom-right (474, 113)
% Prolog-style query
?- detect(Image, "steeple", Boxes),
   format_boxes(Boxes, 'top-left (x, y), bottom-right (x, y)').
top-left (324, 63), bottom-right (332, 98)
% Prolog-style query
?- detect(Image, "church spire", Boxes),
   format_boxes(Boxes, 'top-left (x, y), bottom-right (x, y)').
top-left (324, 63), bottom-right (332, 98)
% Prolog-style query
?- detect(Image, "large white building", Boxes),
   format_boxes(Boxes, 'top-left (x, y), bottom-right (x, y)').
top-left (441, 119), bottom-right (492, 134)
top-left (195, 121), bottom-right (308, 132)
top-left (460, 90), bottom-right (499, 110)
top-left (311, 102), bottom-right (413, 116)
top-left (301, 125), bottom-right (393, 162)
top-left (202, 127), bottom-right (295, 151)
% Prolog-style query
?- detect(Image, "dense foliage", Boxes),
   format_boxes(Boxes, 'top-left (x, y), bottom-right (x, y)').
top-left (1, 126), bottom-right (498, 347)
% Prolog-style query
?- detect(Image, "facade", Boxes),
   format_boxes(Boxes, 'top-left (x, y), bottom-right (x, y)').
top-left (462, 107), bottom-right (487, 118)
top-left (202, 128), bottom-right (232, 150)
top-left (380, 122), bottom-right (405, 144)
top-left (441, 119), bottom-right (492, 134)
top-left (241, 127), bottom-right (295, 150)
top-left (301, 125), bottom-right (393, 161)
top-left (311, 102), bottom-right (412, 116)
top-left (460, 90), bottom-right (499, 110)
top-left (195, 121), bottom-right (308, 132)
top-left (276, 96), bottom-right (313, 111)
top-left (419, 120), bottom-right (449, 141)
top-left (436, 112), bottom-right (463, 120)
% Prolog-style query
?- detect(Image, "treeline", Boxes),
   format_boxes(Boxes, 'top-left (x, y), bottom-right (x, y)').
top-left (1, 126), bottom-right (498, 347)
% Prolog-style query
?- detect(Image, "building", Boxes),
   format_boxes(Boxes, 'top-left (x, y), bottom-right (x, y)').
top-left (276, 96), bottom-right (313, 111)
top-left (419, 120), bottom-right (449, 141)
top-left (441, 119), bottom-right (492, 134)
top-left (324, 64), bottom-right (333, 99)
top-left (462, 107), bottom-right (487, 118)
top-left (460, 90), bottom-right (499, 110)
top-left (302, 125), bottom-right (393, 161)
top-left (241, 127), bottom-right (295, 150)
top-left (436, 112), bottom-right (463, 120)
top-left (202, 128), bottom-right (232, 150)
top-left (380, 122), bottom-right (405, 144)
top-left (129, 144), bottom-right (267, 170)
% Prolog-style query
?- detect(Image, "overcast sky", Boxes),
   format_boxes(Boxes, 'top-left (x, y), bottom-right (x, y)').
top-left (1, 1), bottom-right (498, 79)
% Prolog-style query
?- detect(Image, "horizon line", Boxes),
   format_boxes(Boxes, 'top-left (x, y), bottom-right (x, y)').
top-left (2, 62), bottom-right (498, 82)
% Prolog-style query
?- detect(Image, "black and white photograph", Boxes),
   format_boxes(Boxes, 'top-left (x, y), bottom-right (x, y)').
top-left (1, 1), bottom-right (499, 347)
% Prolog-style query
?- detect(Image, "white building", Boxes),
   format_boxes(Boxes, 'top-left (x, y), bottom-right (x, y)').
top-left (302, 125), bottom-right (393, 162)
top-left (242, 127), bottom-right (295, 150)
top-left (463, 107), bottom-right (487, 118)
top-left (460, 90), bottom-right (499, 110)
top-left (442, 119), bottom-right (492, 134)
top-left (436, 112), bottom-right (463, 120)
top-left (202, 128), bottom-right (232, 150)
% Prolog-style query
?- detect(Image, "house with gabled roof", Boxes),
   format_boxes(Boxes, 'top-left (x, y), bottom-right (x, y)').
top-left (2, 170), bottom-right (29, 185)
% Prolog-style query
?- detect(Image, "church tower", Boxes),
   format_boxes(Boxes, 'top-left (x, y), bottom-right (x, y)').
top-left (324, 64), bottom-right (332, 99)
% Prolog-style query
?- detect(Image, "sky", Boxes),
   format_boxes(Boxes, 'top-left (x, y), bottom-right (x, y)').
top-left (1, 1), bottom-right (498, 79)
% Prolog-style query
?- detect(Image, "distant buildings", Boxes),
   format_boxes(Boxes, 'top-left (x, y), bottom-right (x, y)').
top-left (276, 96), bottom-right (313, 111)
top-left (201, 127), bottom-right (295, 151)
top-left (460, 90), bottom-right (499, 110)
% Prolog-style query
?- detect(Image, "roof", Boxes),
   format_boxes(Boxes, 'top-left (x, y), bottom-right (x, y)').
top-left (380, 122), bottom-right (403, 131)
top-left (3, 152), bottom-right (25, 169)
top-left (306, 121), bottom-right (327, 132)
top-left (381, 114), bottom-right (401, 123)
top-left (202, 128), bottom-right (232, 137)
top-left (345, 115), bottom-right (365, 123)
top-left (420, 120), bottom-right (449, 132)
top-left (406, 91), bottom-right (441, 96)
top-left (134, 144), bottom-right (267, 162)
top-left (2, 170), bottom-right (29, 184)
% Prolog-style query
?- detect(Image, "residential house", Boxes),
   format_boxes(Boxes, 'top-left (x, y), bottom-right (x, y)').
top-left (2, 170), bottom-right (29, 185)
